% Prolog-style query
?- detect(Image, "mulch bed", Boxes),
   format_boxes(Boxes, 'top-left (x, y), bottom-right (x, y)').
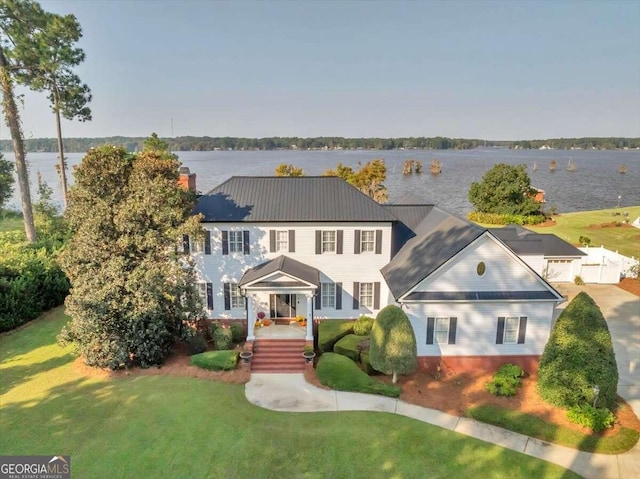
top-left (617, 277), bottom-right (640, 297)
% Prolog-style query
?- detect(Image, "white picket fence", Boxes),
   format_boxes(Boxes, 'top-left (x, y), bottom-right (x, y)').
top-left (577, 246), bottom-right (638, 283)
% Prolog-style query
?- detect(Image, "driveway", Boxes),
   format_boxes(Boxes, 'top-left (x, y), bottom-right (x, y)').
top-left (553, 284), bottom-right (640, 416)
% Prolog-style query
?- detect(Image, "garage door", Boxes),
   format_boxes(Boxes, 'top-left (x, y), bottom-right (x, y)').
top-left (545, 260), bottom-right (573, 282)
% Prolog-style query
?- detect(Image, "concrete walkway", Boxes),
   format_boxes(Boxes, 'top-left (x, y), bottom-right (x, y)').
top-left (246, 373), bottom-right (640, 479)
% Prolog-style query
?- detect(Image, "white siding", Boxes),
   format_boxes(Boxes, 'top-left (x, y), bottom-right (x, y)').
top-left (193, 222), bottom-right (393, 319)
top-left (412, 235), bottom-right (548, 293)
top-left (405, 301), bottom-right (555, 357)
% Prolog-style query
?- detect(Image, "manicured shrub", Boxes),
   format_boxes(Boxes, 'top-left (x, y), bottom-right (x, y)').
top-left (369, 305), bottom-right (417, 383)
top-left (567, 404), bottom-right (616, 432)
top-left (207, 320), bottom-right (221, 341)
top-left (333, 334), bottom-right (369, 362)
top-left (360, 351), bottom-right (376, 375)
top-left (466, 211), bottom-right (546, 226)
top-left (213, 327), bottom-right (233, 350)
top-left (230, 322), bottom-right (244, 343)
top-left (190, 350), bottom-right (238, 371)
top-left (186, 333), bottom-right (208, 355)
top-left (485, 363), bottom-right (525, 397)
top-left (316, 353), bottom-right (400, 398)
top-left (318, 319), bottom-right (353, 353)
top-left (574, 275), bottom-right (584, 285)
top-left (537, 292), bottom-right (618, 410)
top-left (353, 316), bottom-right (374, 335)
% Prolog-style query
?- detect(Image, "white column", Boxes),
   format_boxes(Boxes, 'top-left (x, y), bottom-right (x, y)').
top-left (306, 293), bottom-right (313, 341)
top-left (246, 293), bottom-right (255, 341)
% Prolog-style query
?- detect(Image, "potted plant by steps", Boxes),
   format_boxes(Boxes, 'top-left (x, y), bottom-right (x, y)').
top-left (302, 345), bottom-right (316, 363)
top-left (239, 350), bottom-right (253, 363)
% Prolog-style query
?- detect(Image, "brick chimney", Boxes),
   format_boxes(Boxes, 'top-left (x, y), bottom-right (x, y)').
top-left (178, 167), bottom-right (196, 191)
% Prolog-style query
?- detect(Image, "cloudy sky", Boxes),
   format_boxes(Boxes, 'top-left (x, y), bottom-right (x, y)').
top-left (11, 0), bottom-right (640, 140)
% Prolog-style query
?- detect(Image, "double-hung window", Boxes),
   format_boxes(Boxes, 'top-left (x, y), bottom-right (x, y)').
top-left (191, 237), bottom-right (204, 253)
top-left (276, 231), bottom-right (288, 252)
top-left (228, 231), bottom-right (244, 253)
top-left (503, 317), bottom-right (520, 344)
top-left (360, 230), bottom-right (375, 253)
top-left (321, 282), bottom-right (336, 308)
top-left (359, 282), bottom-right (374, 308)
top-left (230, 284), bottom-right (243, 308)
top-left (435, 317), bottom-right (450, 344)
top-left (322, 231), bottom-right (336, 253)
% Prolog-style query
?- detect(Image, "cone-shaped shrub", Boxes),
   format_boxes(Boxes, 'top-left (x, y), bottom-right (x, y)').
top-left (369, 305), bottom-right (417, 383)
top-left (537, 292), bottom-right (618, 410)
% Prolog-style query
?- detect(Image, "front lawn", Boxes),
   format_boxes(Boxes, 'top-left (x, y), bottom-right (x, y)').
top-left (0, 308), bottom-right (579, 479)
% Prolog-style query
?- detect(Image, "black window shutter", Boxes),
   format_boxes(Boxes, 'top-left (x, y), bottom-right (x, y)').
top-left (269, 230), bottom-right (276, 253)
top-left (354, 230), bottom-right (361, 254)
top-left (315, 230), bottom-right (321, 254)
top-left (337, 230), bottom-right (343, 254)
top-left (206, 282), bottom-right (213, 310)
top-left (222, 231), bottom-right (229, 255)
top-left (204, 230), bottom-right (211, 255)
top-left (182, 234), bottom-right (190, 254)
top-left (374, 282), bottom-right (380, 309)
top-left (353, 282), bottom-right (360, 309)
top-left (336, 283), bottom-right (342, 310)
top-left (496, 317), bottom-right (505, 344)
top-left (289, 230), bottom-right (295, 252)
top-left (375, 230), bottom-right (383, 254)
top-left (448, 317), bottom-right (457, 344)
top-left (243, 231), bottom-right (250, 255)
top-left (315, 283), bottom-right (322, 310)
top-left (426, 317), bottom-right (435, 344)
top-left (517, 317), bottom-right (528, 344)
top-left (224, 283), bottom-right (231, 310)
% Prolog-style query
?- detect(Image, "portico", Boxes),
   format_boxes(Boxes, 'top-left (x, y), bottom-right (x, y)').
top-left (239, 255), bottom-right (319, 341)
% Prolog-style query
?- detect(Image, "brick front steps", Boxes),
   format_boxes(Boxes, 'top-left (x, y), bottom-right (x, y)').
top-left (251, 339), bottom-right (306, 373)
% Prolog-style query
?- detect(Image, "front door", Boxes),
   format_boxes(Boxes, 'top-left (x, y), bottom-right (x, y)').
top-left (270, 294), bottom-right (297, 318)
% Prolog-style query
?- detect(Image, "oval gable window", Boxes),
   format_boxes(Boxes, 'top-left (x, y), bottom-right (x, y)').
top-left (477, 262), bottom-right (486, 276)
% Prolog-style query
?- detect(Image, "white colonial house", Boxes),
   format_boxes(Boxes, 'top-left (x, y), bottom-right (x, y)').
top-left (185, 175), bottom-right (565, 372)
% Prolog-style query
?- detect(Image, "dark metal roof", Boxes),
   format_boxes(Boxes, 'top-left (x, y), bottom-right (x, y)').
top-left (195, 176), bottom-right (397, 223)
top-left (383, 205), bottom-right (434, 231)
top-left (381, 207), bottom-right (486, 299)
top-left (403, 290), bottom-right (560, 301)
top-left (239, 255), bottom-right (320, 287)
top-left (489, 226), bottom-right (586, 257)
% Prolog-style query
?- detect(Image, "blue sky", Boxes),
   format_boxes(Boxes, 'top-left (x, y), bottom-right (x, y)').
top-left (12, 0), bottom-right (640, 140)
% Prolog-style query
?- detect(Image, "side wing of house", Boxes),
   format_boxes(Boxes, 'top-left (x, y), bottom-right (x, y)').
top-left (398, 232), bottom-right (563, 372)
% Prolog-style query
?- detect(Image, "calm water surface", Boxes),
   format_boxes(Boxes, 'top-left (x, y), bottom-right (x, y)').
top-left (8, 148), bottom-right (640, 217)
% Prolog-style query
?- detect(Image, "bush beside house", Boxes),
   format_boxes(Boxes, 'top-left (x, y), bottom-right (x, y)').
top-left (190, 350), bottom-right (238, 371)
top-left (318, 319), bottom-right (353, 352)
top-left (537, 292), bottom-right (618, 419)
top-left (369, 305), bottom-right (417, 383)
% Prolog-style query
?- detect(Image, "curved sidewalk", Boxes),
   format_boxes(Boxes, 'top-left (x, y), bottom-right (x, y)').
top-left (245, 373), bottom-right (639, 479)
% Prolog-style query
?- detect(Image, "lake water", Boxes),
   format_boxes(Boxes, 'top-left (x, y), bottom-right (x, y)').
top-left (6, 148), bottom-right (640, 217)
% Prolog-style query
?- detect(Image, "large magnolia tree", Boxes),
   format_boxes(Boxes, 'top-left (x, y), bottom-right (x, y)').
top-left (58, 145), bottom-right (203, 369)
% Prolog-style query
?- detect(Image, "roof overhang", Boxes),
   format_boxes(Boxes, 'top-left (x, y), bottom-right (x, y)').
top-left (239, 256), bottom-right (320, 291)
top-left (401, 290), bottom-right (561, 302)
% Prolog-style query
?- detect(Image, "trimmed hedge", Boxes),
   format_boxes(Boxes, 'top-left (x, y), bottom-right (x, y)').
top-left (318, 319), bottom-right (353, 352)
top-left (485, 363), bottom-right (525, 397)
top-left (353, 316), bottom-right (374, 335)
top-left (370, 305), bottom-right (417, 382)
top-left (567, 404), bottom-right (615, 432)
top-left (213, 328), bottom-right (233, 350)
top-left (0, 232), bottom-right (69, 332)
top-left (316, 353), bottom-right (400, 398)
top-left (537, 292), bottom-right (618, 410)
top-left (333, 334), bottom-right (369, 362)
top-left (467, 211), bottom-right (546, 226)
top-left (230, 322), bottom-right (244, 343)
top-left (190, 350), bottom-right (238, 371)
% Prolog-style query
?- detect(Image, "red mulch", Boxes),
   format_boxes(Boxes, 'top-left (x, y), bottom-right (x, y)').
top-left (617, 278), bottom-right (640, 297)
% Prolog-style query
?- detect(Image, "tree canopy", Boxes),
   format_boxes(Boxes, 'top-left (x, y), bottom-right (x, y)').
top-left (468, 163), bottom-right (542, 216)
top-left (369, 305), bottom-right (417, 383)
top-left (58, 145), bottom-right (203, 369)
top-left (324, 159), bottom-right (388, 203)
top-left (274, 163), bottom-right (304, 176)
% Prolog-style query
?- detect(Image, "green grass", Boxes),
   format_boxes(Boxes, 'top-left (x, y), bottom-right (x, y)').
top-left (527, 206), bottom-right (640, 258)
top-left (190, 350), bottom-right (238, 371)
top-left (316, 352), bottom-right (401, 398)
top-left (0, 308), bottom-right (581, 479)
top-left (318, 319), bottom-right (353, 352)
top-left (467, 405), bottom-right (639, 454)
top-left (0, 210), bottom-right (24, 233)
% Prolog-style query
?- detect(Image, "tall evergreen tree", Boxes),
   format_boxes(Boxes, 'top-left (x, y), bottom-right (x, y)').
top-left (58, 146), bottom-right (203, 369)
